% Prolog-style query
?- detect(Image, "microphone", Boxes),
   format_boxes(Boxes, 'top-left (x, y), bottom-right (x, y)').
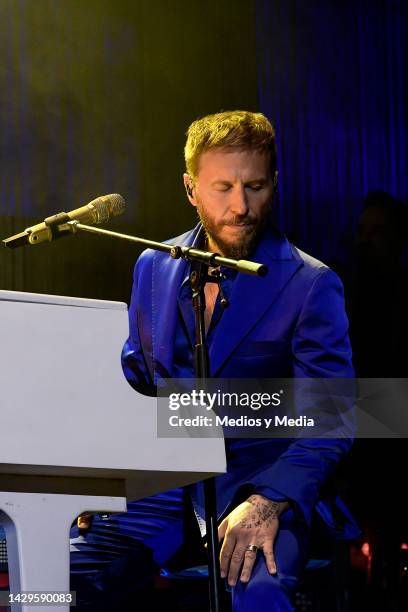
top-left (3, 193), bottom-right (126, 249)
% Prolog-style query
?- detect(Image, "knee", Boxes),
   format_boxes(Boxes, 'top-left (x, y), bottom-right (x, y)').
top-left (232, 569), bottom-right (296, 611)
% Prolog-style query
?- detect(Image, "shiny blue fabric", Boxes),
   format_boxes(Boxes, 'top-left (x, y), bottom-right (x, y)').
top-left (70, 492), bottom-right (301, 611)
top-left (232, 508), bottom-right (307, 612)
top-left (122, 223), bottom-right (360, 533)
top-left (70, 489), bottom-right (185, 610)
top-left (117, 222), bottom-right (361, 607)
top-left (174, 262), bottom-right (289, 505)
top-left (70, 222), bottom-right (360, 608)
top-left (70, 488), bottom-right (184, 573)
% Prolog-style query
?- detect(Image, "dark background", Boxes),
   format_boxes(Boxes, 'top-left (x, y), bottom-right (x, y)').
top-left (1, 0), bottom-right (406, 301)
top-left (0, 1), bottom-right (407, 609)
top-left (0, 0), bottom-right (259, 299)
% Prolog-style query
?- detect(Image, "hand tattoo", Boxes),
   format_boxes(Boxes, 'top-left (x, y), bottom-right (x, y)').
top-left (239, 495), bottom-right (280, 529)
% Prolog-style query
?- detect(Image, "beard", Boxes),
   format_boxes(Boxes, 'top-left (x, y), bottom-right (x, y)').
top-left (196, 204), bottom-right (269, 260)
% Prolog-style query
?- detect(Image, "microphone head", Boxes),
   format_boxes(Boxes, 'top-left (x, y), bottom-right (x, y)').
top-left (89, 194), bottom-right (126, 224)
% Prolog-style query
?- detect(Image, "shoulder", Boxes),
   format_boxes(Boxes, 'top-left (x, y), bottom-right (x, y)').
top-left (133, 225), bottom-right (199, 274)
top-left (288, 239), bottom-right (329, 275)
top-left (288, 240), bottom-right (343, 290)
top-left (262, 224), bottom-right (339, 284)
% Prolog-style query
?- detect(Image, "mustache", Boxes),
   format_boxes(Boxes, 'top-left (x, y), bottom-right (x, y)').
top-left (222, 218), bottom-right (257, 226)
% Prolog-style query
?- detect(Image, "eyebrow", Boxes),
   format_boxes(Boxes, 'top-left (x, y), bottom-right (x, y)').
top-left (211, 177), bottom-right (268, 186)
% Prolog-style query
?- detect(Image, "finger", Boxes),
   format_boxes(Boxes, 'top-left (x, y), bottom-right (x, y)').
top-left (262, 541), bottom-right (277, 574)
top-left (239, 547), bottom-right (258, 583)
top-left (218, 517), bottom-right (228, 542)
top-left (219, 533), bottom-right (236, 579)
top-left (77, 513), bottom-right (92, 530)
top-left (227, 545), bottom-right (246, 587)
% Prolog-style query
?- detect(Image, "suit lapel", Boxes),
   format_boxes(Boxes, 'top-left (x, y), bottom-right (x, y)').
top-left (209, 228), bottom-right (303, 376)
top-left (151, 224), bottom-right (303, 380)
top-left (151, 225), bottom-right (201, 380)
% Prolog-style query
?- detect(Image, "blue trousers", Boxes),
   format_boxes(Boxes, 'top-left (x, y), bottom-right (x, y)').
top-left (70, 488), bottom-right (309, 611)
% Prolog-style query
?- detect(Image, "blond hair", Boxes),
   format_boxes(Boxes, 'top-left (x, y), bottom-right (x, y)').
top-left (184, 110), bottom-right (277, 180)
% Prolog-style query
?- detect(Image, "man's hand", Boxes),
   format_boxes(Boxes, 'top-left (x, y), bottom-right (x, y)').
top-left (218, 494), bottom-right (289, 587)
top-left (77, 513), bottom-right (93, 531)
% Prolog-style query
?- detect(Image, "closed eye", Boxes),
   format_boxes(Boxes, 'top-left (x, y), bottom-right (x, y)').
top-left (246, 184), bottom-right (264, 191)
top-left (214, 184), bottom-right (232, 192)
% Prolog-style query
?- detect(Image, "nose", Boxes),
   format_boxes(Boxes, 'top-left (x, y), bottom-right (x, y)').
top-left (229, 185), bottom-right (249, 217)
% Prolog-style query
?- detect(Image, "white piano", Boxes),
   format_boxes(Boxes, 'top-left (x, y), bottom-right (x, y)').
top-left (0, 290), bottom-right (226, 611)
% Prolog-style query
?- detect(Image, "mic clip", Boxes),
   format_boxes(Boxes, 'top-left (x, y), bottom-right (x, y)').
top-left (206, 269), bottom-right (230, 309)
top-left (28, 212), bottom-right (72, 245)
top-left (43, 212), bottom-right (71, 240)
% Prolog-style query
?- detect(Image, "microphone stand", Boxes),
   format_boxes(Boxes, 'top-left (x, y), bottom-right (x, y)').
top-left (65, 221), bottom-right (268, 276)
top-left (189, 260), bottom-right (224, 612)
top-left (69, 220), bottom-right (267, 612)
top-left (5, 218), bottom-right (267, 612)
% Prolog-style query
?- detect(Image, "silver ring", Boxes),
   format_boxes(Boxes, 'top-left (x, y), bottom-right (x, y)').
top-left (245, 544), bottom-right (258, 553)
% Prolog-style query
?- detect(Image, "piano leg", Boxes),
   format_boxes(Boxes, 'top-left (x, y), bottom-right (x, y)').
top-left (0, 492), bottom-right (126, 612)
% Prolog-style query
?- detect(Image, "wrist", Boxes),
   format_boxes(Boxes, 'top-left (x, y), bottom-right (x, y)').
top-left (247, 494), bottom-right (289, 517)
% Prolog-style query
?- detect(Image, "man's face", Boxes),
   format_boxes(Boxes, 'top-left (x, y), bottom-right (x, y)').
top-left (184, 148), bottom-right (275, 259)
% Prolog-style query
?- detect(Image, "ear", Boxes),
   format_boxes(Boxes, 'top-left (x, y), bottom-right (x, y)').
top-left (183, 173), bottom-right (197, 206)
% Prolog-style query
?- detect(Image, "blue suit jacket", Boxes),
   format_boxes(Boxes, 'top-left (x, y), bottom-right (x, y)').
top-left (122, 223), bottom-right (359, 538)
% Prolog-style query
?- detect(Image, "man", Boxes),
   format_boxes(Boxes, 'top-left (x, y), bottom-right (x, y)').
top-left (71, 110), bottom-right (358, 610)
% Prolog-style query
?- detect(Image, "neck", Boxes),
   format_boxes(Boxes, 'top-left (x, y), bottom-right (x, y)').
top-left (206, 235), bottom-right (223, 256)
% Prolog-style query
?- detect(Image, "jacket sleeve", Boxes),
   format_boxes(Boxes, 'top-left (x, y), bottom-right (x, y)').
top-left (250, 268), bottom-right (355, 524)
top-left (121, 253), bottom-right (156, 396)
